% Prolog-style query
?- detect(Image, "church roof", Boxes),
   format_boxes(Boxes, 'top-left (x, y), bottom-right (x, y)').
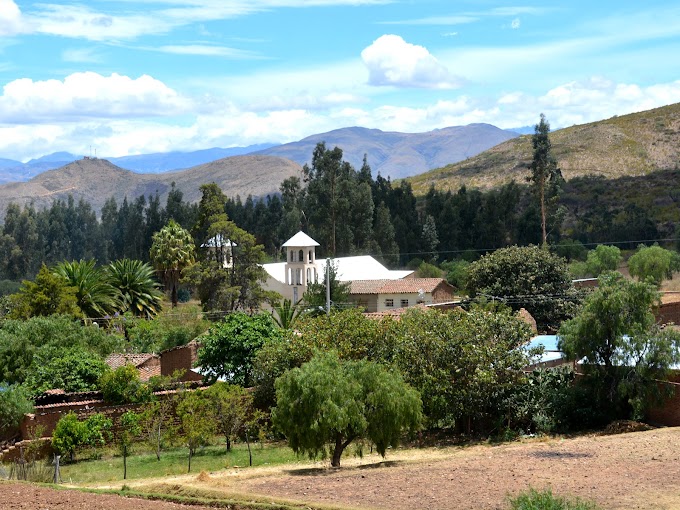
top-left (282, 231), bottom-right (320, 247)
top-left (263, 255), bottom-right (413, 283)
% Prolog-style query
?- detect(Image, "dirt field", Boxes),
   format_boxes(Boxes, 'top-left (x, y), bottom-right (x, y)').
top-left (2, 427), bottom-right (680, 509)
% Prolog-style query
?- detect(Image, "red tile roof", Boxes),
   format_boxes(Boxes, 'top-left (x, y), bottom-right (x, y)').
top-left (350, 278), bottom-right (451, 295)
top-left (105, 353), bottom-right (158, 370)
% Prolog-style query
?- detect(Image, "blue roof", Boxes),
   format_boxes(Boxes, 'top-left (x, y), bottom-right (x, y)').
top-left (527, 335), bottom-right (566, 365)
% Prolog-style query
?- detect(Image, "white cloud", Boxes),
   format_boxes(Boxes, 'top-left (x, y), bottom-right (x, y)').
top-left (157, 44), bottom-right (258, 58)
top-left (378, 15), bottom-right (478, 26)
top-left (511, 18), bottom-right (521, 29)
top-left (361, 35), bottom-right (462, 89)
top-left (0, 72), bottom-right (190, 123)
top-left (62, 48), bottom-right (102, 63)
top-left (0, 0), bottom-right (23, 36)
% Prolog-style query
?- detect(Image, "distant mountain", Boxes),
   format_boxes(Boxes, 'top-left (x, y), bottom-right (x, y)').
top-left (0, 158), bottom-right (21, 169)
top-left (0, 145), bottom-right (279, 184)
top-left (407, 103), bottom-right (680, 194)
top-left (0, 155), bottom-right (302, 218)
top-left (253, 124), bottom-right (520, 179)
top-left (507, 126), bottom-right (534, 135)
top-left (108, 144), bottom-right (277, 173)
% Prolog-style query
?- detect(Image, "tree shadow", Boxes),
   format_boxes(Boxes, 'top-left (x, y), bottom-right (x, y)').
top-left (284, 459), bottom-right (404, 476)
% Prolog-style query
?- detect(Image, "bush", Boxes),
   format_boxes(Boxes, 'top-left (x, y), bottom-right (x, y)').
top-left (509, 488), bottom-right (601, 510)
top-left (100, 365), bottom-right (151, 405)
top-left (0, 384), bottom-right (33, 440)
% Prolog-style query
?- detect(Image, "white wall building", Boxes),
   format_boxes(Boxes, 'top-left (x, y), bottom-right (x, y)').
top-left (262, 231), bottom-right (412, 304)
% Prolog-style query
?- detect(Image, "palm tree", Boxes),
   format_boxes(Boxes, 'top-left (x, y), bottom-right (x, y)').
top-left (106, 259), bottom-right (163, 318)
top-left (53, 259), bottom-right (120, 319)
top-left (149, 220), bottom-right (196, 307)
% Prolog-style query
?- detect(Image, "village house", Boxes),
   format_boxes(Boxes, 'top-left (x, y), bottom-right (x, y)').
top-left (348, 278), bottom-right (456, 313)
top-left (262, 231), bottom-right (413, 304)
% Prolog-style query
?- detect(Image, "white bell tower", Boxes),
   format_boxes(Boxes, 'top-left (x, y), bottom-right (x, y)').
top-left (282, 231), bottom-right (320, 302)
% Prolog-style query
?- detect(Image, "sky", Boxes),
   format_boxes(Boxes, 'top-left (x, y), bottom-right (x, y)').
top-left (1, 0), bottom-right (680, 162)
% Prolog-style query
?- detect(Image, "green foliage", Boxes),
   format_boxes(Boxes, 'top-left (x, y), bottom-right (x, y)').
top-left (467, 245), bottom-right (579, 332)
top-left (415, 261), bottom-right (442, 278)
top-left (106, 259), bottom-right (163, 318)
top-left (0, 315), bottom-right (123, 386)
top-left (509, 488), bottom-right (601, 510)
top-left (271, 298), bottom-right (302, 330)
top-left (559, 272), bottom-right (680, 420)
top-left (186, 183), bottom-right (270, 313)
top-left (118, 410), bottom-right (142, 479)
top-left (141, 396), bottom-right (178, 461)
top-left (124, 304), bottom-right (209, 353)
top-left (52, 412), bottom-right (112, 461)
top-left (205, 382), bottom-right (258, 451)
top-left (628, 243), bottom-right (677, 285)
top-left (552, 239), bottom-right (587, 262)
top-left (176, 390), bottom-right (216, 472)
top-left (149, 220), bottom-right (196, 307)
top-left (24, 348), bottom-right (109, 395)
top-left (197, 312), bottom-right (282, 386)
top-left (585, 245), bottom-right (622, 277)
top-left (528, 114), bottom-right (563, 245)
top-left (440, 259), bottom-right (470, 290)
top-left (99, 365), bottom-right (152, 405)
top-left (302, 260), bottom-right (351, 311)
top-left (53, 259), bottom-right (120, 318)
top-left (253, 308), bottom-right (394, 409)
top-left (9, 264), bottom-right (82, 319)
top-left (0, 384), bottom-right (33, 440)
top-left (272, 351), bottom-right (422, 467)
top-left (392, 308), bottom-right (533, 428)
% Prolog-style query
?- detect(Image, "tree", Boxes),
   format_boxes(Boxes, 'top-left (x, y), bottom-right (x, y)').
top-left (197, 312), bottom-right (282, 386)
top-left (52, 412), bottom-right (112, 462)
top-left (176, 390), bottom-right (216, 473)
top-left (628, 244), bottom-right (678, 286)
top-left (99, 365), bottom-right (151, 405)
top-left (118, 411), bottom-right (142, 479)
top-left (303, 260), bottom-right (351, 312)
top-left (149, 220), bottom-right (196, 307)
top-left (0, 384), bottom-right (33, 440)
top-left (9, 264), bottom-right (82, 320)
top-left (585, 245), bottom-right (622, 277)
top-left (527, 114), bottom-right (562, 246)
top-left (205, 382), bottom-right (256, 452)
top-left (421, 214), bottom-right (439, 262)
top-left (141, 395), bottom-right (178, 461)
top-left (187, 184), bottom-right (271, 312)
top-left (392, 307), bottom-right (533, 428)
top-left (24, 348), bottom-right (109, 395)
top-left (106, 259), bottom-right (163, 318)
top-left (467, 245), bottom-right (579, 332)
top-left (559, 272), bottom-right (680, 419)
top-left (53, 259), bottom-right (119, 318)
top-left (272, 351), bottom-right (422, 467)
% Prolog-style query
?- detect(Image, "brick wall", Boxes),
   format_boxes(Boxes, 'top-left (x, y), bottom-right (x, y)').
top-left (646, 372), bottom-right (680, 426)
top-left (656, 301), bottom-right (680, 326)
top-left (161, 342), bottom-right (202, 382)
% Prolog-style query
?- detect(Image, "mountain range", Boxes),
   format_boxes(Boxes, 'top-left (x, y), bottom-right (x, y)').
top-left (0, 123), bottom-right (519, 184)
top-left (407, 102), bottom-right (680, 194)
top-left (0, 155), bottom-right (301, 217)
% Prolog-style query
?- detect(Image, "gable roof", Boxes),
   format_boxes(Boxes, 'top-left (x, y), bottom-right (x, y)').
top-left (105, 353), bottom-right (158, 369)
top-left (282, 231), bottom-right (320, 247)
top-left (349, 278), bottom-right (451, 295)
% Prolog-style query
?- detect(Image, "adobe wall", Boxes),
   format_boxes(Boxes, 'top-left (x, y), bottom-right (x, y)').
top-left (656, 301), bottom-right (680, 326)
top-left (161, 343), bottom-right (202, 382)
top-left (646, 372), bottom-right (680, 427)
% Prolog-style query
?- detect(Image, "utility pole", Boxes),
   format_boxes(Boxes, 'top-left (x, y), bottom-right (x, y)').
top-left (326, 258), bottom-right (331, 316)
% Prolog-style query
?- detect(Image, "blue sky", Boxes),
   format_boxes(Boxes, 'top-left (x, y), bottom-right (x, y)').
top-left (1, 0), bottom-right (680, 161)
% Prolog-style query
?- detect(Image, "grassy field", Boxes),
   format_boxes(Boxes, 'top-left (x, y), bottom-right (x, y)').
top-left (59, 441), bottom-right (299, 484)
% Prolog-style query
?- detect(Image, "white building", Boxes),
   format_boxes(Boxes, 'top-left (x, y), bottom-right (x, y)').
top-left (262, 231), bottom-right (412, 304)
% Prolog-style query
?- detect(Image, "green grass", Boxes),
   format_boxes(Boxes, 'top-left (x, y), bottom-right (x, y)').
top-left (509, 488), bottom-right (601, 510)
top-left (59, 441), bottom-right (299, 484)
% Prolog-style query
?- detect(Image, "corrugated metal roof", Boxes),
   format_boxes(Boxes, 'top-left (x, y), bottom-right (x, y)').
top-left (263, 255), bottom-right (414, 283)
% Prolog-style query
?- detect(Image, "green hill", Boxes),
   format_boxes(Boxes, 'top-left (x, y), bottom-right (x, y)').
top-left (408, 102), bottom-right (680, 194)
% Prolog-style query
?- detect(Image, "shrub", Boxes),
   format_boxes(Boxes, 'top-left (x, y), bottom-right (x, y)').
top-left (509, 488), bottom-right (601, 510)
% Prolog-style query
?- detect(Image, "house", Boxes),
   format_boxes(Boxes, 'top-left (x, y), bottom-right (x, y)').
top-left (348, 278), bottom-right (455, 313)
top-left (160, 340), bottom-right (203, 382)
top-left (104, 353), bottom-right (160, 381)
top-left (656, 292), bottom-right (680, 326)
top-left (201, 234), bottom-right (236, 268)
top-left (262, 231), bottom-right (412, 304)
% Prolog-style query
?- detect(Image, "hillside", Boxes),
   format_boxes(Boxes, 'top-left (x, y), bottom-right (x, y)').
top-left (255, 124), bottom-right (519, 179)
top-left (408, 102), bottom-right (680, 194)
top-left (0, 155), bottom-right (301, 217)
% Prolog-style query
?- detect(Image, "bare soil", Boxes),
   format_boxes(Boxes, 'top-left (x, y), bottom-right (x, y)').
top-left (2, 427), bottom-right (680, 510)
